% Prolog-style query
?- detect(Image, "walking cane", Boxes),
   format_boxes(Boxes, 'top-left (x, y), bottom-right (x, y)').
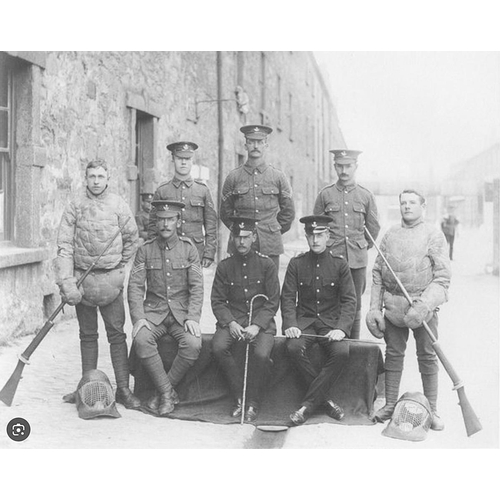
top-left (241, 293), bottom-right (269, 424)
top-left (364, 226), bottom-right (482, 436)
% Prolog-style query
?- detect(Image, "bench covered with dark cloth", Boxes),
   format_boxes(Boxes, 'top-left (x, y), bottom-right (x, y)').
top-left (129, 335), bottom-right (384, 427)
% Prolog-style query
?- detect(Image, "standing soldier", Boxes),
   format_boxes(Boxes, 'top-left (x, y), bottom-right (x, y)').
top-left (128, 200), bottom-right (204, 416)
top-left (281, 215), bottom-right (357, 425)
top-left (148, 141), bottom-right (217, 268)
top-left (56, 158), bottom-right (141, 410)
top-left (313, 149), bottom-right (380, 338)
top-left (211, 216), bottom-right (280, 422)
top-left (366, 189), bottom-right (451, 430)
top-left (220, 125), bottom-right (295, 270)
top-left (135, 191), bottom-right (153, 241)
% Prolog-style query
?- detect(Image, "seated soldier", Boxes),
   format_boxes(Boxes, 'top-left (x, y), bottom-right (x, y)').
top-left (127, 200), bottom-right (203, 416)
top-left (211, 216), bottom-right (280, 422)
top-left (281, 215), bottom-right (357, 425)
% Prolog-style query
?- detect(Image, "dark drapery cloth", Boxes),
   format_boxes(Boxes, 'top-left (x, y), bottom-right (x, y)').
top-left (129, 335), bottom-right (384, 426)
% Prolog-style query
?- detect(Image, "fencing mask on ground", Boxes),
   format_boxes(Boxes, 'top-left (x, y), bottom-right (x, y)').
top-left (382, 391), bottom-right (432, 442)
top-left (75, 369), bottom-right (121, 420)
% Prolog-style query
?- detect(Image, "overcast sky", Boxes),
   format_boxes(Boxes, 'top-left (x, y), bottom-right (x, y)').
top-left (314, 52), bottom-right (500, 183)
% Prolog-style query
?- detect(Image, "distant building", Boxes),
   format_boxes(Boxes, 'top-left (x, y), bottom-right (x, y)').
top-left (0, 51), bottom-right (345, 342)
top-left (442, 143), bottom-right (500, 273)
top-left (442, 143), bottom-right (500, 227)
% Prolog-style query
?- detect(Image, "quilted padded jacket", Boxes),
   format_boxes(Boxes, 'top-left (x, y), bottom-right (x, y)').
top-left (56, 187), bottom-right (138, 281)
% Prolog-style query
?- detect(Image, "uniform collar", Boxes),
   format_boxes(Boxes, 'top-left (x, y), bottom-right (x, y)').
top-left (172, 176), bottom-right (194, 188)
top-left (156, 233), bottom-right (180, 250)
top-left (235, 249), bottom-right (254, 261)
top-left (335, 181), bottom-right (357, 192)
top-left (244, 162), bottom-right (268, 174)
top-left (309, 249), bottom-right (328, 261)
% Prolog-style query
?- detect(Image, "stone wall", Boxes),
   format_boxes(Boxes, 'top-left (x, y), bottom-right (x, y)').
top-left (0, 51), bottom-right (345, 344)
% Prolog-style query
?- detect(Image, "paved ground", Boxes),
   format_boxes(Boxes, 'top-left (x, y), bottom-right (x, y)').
top-left (0, 226), bottom-right (498, 454)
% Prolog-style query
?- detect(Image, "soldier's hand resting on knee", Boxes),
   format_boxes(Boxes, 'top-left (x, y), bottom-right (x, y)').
top-left (132, 318), bottom-right (152, 338)
top-left (228, 321), bottom-right (245, 341)
top-left (185, 320), bottom-right (201, 338)
top-left (284, 327), bottom-right (302, 338)
top-left (242, 324), bottom-right (260, 341)
top-left (325, 329), bottom-right (346, 341)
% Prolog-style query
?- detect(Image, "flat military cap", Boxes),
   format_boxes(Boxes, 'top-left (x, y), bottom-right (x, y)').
top-left (299, 215), bottom-right (333, 234)
top-left (228, 216), bottom-right (257, 235)
top-left (240, 125), bottom-right (273, 140)
top-left (151, 200), bottom-right (186, 218)
top-left (330, 149), bottom-right (362, 164)
top-left (140, 192), bottom-right (154, 200)
top-left (167, 141), bottom-right (199, 158)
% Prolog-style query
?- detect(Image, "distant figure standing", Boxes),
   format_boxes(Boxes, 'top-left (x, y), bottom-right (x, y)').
top-left (441, 208), bottom-right (459, 260)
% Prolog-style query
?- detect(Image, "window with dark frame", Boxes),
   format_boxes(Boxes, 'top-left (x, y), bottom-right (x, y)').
top-left (134, 110), bottom-right (155, 214)
top-left (0, 52), bottom-right (13, 242)
top-left (259, 52), bottom-right (266, 125)
top-left (276, 74), bottom-right (282, 130)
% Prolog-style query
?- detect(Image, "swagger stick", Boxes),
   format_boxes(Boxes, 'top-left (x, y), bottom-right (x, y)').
top-left (241, 294), bottom-right (269, 424)
top-left (0, 217), bottom-right (130, 407)
top-left (364, 226), bottom-right (482, 436)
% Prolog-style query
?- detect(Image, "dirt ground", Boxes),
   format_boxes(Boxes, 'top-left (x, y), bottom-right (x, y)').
top-left (0, 228), bottom-right (498, 462)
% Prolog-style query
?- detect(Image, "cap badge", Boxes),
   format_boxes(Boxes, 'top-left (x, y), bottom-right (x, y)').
top-left (238, 222), bottom-right (245, 229)
top-left (340, 151), bottom-right (347, 156)
top-left (182, 144), bottom-right (189, 150)
top-left (253, 127), bottom-right (260, 132)
top-left (311, 221), bottom-right (318, 228)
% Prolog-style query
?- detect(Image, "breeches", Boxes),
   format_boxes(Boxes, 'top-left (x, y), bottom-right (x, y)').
top-left (350, 267), bottom-right (367, 313)
top-left (383, 314), bottom-right (439, 375)
top-left (75, 290), bottom-right (126, 345)
top-left (134, 314), bottom-right (202, 361)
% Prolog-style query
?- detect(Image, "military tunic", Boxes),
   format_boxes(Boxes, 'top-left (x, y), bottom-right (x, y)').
top-left (211, 250), bottom-right (280, 406)
top-left (211, 250), bottom-right (280, 332)
top-left (220, 163), bottom-right (295, 257)
top-left (128, 235), bottom-right (203, 327)
top-left (281, 249), bottom-right (357, 334)
top-left (313, 182), bottom-right (380, 269)
top-left (127, 234), bottom-right (204, 390)
top-left (281, 249), bottom-right (357, 410)
top-left (147, 177), bottom-right (217, 262)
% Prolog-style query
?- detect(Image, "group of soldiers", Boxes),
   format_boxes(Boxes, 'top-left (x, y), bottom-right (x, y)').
top-left (56, 124), bottom-right (451, 430)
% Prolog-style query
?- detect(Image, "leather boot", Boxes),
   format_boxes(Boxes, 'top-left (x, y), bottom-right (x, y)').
top-left (431, 413), bottom-right (445, 431)
top-left (325, 400), bottom-right (345, 421)
top-left (63, 391), bottom-right (76, 404)
top-left (171, 388), bottom-right (180, 405)
top-left (245, 405), bottom-right (259, 422)
top-left (115, 387), bottom-right (141, 410)
top-left (231, 399), bottom-right (243, 418)
top-left (145, 393), bottom-right (160, 412)
top-left (158, 391), bottom-right (175, 416)
top-left (290, 406), bottom-right (311, 426)
top-left (373, 370), bottom-right (402, 423)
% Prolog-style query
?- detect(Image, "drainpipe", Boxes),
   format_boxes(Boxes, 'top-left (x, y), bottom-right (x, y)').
top-left (217, 51), bottom-right (224, 263)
